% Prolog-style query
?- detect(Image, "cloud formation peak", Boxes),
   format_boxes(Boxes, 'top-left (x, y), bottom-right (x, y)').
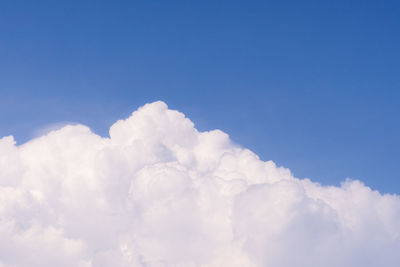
top-left (1, 101), bottom-right (399, 266)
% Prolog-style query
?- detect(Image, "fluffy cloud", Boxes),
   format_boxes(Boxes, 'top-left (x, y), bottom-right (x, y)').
top-left (0, 101), bottom-right (399, 267)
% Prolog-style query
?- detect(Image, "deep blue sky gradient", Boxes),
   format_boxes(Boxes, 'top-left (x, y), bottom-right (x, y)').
top-left (1, 1), bottom-right (400, 193)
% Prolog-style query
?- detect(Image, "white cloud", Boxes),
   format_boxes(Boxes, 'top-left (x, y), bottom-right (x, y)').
top-left (0, 101), bottom-right (399, 266)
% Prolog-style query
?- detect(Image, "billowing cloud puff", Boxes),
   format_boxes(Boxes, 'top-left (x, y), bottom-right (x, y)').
top-left (0, 101), bottom-right (399, 267)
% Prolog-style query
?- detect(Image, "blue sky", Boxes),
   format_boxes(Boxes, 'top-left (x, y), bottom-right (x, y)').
top-left (1, 0), bottom-right (399, 193)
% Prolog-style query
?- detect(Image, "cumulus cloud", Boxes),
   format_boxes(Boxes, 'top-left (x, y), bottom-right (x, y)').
top-left (0, 101), bottom-right (399, 267)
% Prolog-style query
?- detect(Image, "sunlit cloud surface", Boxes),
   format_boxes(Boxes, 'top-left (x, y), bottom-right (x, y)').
top-left (0, 101), bottom-right (399, 266)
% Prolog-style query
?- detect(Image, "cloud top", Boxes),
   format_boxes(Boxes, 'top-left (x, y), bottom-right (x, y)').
top-left (0, 101), bottom-right (399, 266)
